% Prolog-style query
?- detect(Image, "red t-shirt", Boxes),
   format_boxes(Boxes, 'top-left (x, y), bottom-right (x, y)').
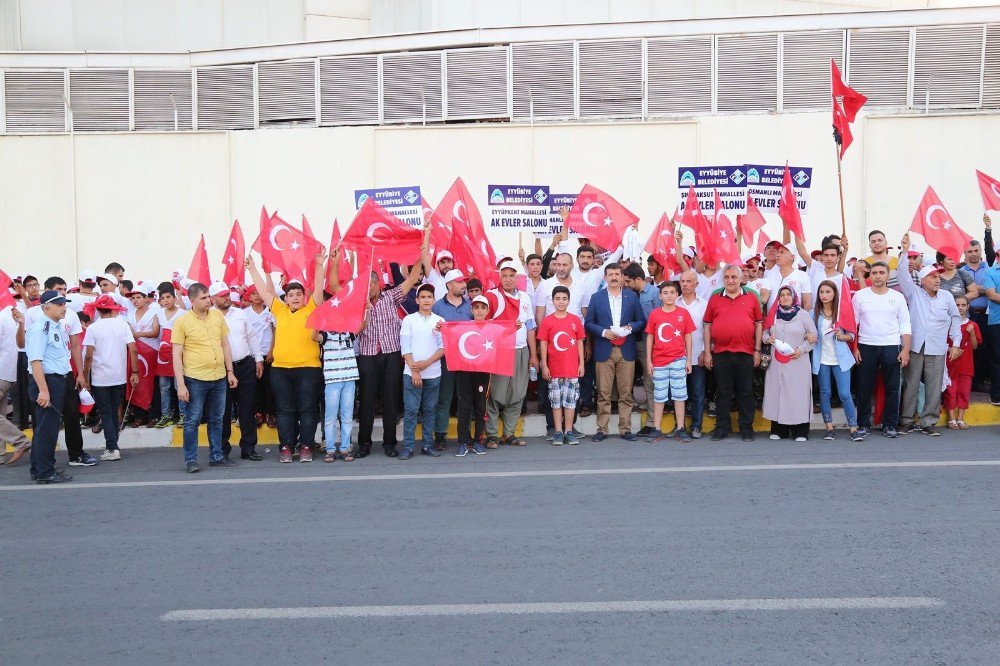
top-left (645, 307), bottom-right (695, 366)
top-left (947, 319), bottom-right (981, 378)
top-left (703, 289), bottom-right (763, 354)
top-left (537, 313), bottom-right (585, 379)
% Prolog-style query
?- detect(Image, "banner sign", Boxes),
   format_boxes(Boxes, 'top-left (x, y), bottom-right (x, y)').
top-left (544, 193), bottom-right (578, 237)
top-left (486, 185), bottom-right (551, 232)
top-left (678, 164), bottom-right (813, 216)
top-left (354, 186), bottom-right (423, 228)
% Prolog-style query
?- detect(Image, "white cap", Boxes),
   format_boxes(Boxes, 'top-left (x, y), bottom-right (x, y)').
top-left (683, 246), bottom-right (696, 259)
top-left (179, 277), bottom-right (196, 289)
top-left (471, 295), bottom-right (490, 307)
top-left (435, 249), bottom-right (454, 263)
top-left (777, 242), bottom-right (796, 255)
top-left (209, 281), bottom-right (230, 297)
top-left (443, 269), bottom-right (466, 283)
top-left (79, 269), bottom-right (97, 284)
top-left (98, 273), bottom-right (119, 287)
top-left (498, 261), bottom-right (519, 273)
top-left (917, 265), bottom-right (944, 280)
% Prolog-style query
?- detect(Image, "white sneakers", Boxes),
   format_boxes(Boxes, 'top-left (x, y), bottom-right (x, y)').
top-left (99, 449), bottom-right (122, 461)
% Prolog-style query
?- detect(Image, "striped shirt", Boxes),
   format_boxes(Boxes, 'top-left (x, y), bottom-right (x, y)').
top-left (357, 285), bottom-right (404, 356)
top-left (320, 332), bottom-right (359, 383)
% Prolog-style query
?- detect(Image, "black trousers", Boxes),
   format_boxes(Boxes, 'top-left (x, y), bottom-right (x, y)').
top-left (254, 361), bottom-right (275, 416)
top-left (712, 351), bottom-right (755, 434)
top-left (223, 357), bottom-right (258, 457)
top-left (455, 371), bottom-right (489, 444)
top-left (269, 366), bottom-right (323, 449)
top-left (856, 343), bottom-right (902, 430)
top-left (13, 351), bottom-right (32, 429)
top-left (357, 351), bottom-right (402, 454)
top-left (28, 373), bottom-right (65, 480)
top-left (60, 373), bottom-right (84, 460)
top-left (969, 309), bottom-right (991, 387)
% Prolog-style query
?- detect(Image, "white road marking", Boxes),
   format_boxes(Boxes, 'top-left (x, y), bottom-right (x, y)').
top-left (2, 459), bottom-right (998, 492)
top-left (161, 597), bottom-right (945, 621)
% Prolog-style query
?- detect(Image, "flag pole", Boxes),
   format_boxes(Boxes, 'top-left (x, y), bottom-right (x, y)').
top-left (833, 134), bottom-right (847, 239)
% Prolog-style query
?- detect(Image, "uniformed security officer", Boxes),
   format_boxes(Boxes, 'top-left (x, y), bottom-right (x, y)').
top-left (25, 290), bottom-right (74, 484)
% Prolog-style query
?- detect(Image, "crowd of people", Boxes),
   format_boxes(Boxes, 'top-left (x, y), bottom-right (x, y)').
top-left (2, 214), bottom-right (998, 484)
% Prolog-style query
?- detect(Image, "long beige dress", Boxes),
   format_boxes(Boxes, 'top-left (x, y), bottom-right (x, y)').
top-left (762, 310), bottom-right (817, 425)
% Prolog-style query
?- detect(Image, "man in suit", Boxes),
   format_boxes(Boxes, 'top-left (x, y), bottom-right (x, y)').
top-left (584, 263), bottom-right (647, 441)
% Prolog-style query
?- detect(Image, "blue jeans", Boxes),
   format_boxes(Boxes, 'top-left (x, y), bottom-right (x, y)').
top-left (433, 358), bottom-right (456, 437)
top-left (403, 374), bottom-right (440, 453)
top-left (323, 380), bottom-right (356, 454)
top-left (816, 364), bottom-right (857, 428)
top-left (182, 377), bottom-right (226, 463)
top-left (159, 376), bottom-right (186, 419)
top-left (686, 365), bottom-right (707, 429)
top-left (93, 384), bottom-right (125, 450)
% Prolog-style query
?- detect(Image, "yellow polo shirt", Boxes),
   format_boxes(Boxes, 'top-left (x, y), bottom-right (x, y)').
top-left (271, 299), bottom-right (321, 369)
top-left (172, 309), bottom-right (230, 381)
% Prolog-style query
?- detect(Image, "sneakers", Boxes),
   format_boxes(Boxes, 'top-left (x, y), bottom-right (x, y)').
top-left (99, 449), bottom-right (122, 462)
top-left (564, 431), bottom-right (579, 446)
top-left (709, 429), bottom-right (728, 441)
top-left (279, 446), bottom-right (292, 463)
top-left (299, 446), bottom-right (313, 462)
top-left (69, 453), bottom-right (99, 466)
top-left (769, 434), bottom-right (781, 440)
top-left (153, 415), bottom-right (173, 428)
top-left (646, 432), bottom-right (663, 443)
top-left (591, 432), bottom-right (608, 442)
top-left (36, 471), bottom-right (73, 484)
top-left (209, 458), bottom-right (238, 467)
top-left (690, 427), bottom-right (702, 440)
top-left (824, 430), bottom-right (835, 441)
top-left (455, 443), bottom-right (469, 457)
top-left (706, 401), bottom-right (718, 417)
top-left (544, 428), bottom-right (555, 441)
top-left (673, 428), bottom-right (691, 443)
top-left (850, 429), bottom-right (865, 442)
top-left (473, 441), bottom-right (487, 455)
top-left (794, 436), bottom-right (807, 442)
top-left (421, 447), bottom-right (442, 457)
top-left (637, 426), bottom-right (655, 437)
top-left (883, 427), bottom-right (899, 438)
top-left (922, 424), bottom-right (941, 437)
top-left (551, 431), bottom-right (563, 446)
top-left (898, 422), bottom-right (919, 435)
top-left (856, 426), bottom-right (870, 438)
top-left (186, 461), bottom-right (200, 473)
top-left (400, 449), bottom-right (413, 460)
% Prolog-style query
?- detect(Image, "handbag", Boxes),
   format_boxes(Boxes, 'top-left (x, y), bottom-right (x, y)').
top-left (758, 343), bottom-right (772, 369)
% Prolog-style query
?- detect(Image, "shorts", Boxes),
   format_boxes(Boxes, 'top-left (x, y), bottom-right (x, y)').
top-left (653, 358), bottom-right (688, 403)
top-left (548, 378), bottom-right (580, 409)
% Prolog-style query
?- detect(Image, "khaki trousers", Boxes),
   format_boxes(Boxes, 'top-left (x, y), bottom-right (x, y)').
top-left (0, 379), bottom-right (30, 450)
top-left (635, 339), bottom-right (655, 415)
top-left (595, 347), bottom-right (635, 434)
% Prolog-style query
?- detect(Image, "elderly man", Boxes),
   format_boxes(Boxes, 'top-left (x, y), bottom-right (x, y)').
top-left (172, 282), bottom-right (240, 473)
top-left (585, 263), bottom-right (646, 441)
top-left (485, 261), bottom-right (537, 447)
top-left (703, 265), bottom-right (763, 442)
top-left (896, 235), bottom-right (962, 435)
top-left (210, 282), bottom-right (264, 461)
top-left (431, 269), bottom-right (471, 450)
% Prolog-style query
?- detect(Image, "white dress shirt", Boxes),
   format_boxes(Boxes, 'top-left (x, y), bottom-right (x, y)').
top-left (223, 306), bottom-right (262, 362)
top-left (400, 311), bottom-right (445, 379)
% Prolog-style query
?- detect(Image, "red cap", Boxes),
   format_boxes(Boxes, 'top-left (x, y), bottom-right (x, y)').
top-left (92, 294), bottom-right (126, 312)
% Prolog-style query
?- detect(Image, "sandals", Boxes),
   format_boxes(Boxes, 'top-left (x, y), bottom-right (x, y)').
top-left (340, 451), bottom-right (355, 462)
top-left (501, 436), bottom-right (527, 446)
top-left (323, 453), bottom-right (336, 463)
top-left (485, 436), bottom-right (500, 449)
top-left (947, 420), bottom-right (960, 430)
top-left (957, 420), bottom-right (970, 430)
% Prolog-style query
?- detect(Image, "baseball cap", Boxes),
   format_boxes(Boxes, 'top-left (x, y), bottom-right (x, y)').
top-left (682, 246), bottom-right (696, 259)
top-left (471, 295), bottom-right (490, 307)
top-left (443, 269), bottom-right (466, 284)
top-left (209, 281), bottom-right (230, 297)
top-left (179, 277), bottom-right (197, 290)
top-left (772, 339), bottom-right (796, 364)
top-left (98, 273), bottom-right (119, 287)
top-left (79, 269), bottom-right (97, 284)
top-left (435, 250), bottom-right (454, 263)
top-left (917, 265), bottom-right (944, 280)
top-left (39, 290), bottom-right (68, 306)
top-left (777, 243), bottom-right (796, 255)
top-left (498, 261), bottom-right (519, 273)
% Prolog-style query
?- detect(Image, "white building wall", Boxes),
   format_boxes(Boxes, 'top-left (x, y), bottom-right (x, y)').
top-left (2, 112), bottom-right (997, 282)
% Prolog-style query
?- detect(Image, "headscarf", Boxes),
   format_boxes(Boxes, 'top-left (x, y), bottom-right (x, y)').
top-left (775, 286), bottom-right (801, 322)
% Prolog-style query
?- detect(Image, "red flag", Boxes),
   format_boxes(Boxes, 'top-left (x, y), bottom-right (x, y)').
top-left (832, 274), bottom-right (858, 352)
top-left (450, 210), bottom-right (495, 288)
top-left (909, 186), bottom-right (973, 264)
top-left (423, 197), bottom-right (452, 250)
top-left (126, 342), bottom-right (157, 410)
top-left (307, 248), bottom-right (374, 334)
top-left (440, 320), bottom-right (517, 376)
top-left (221, 220), bottom-right (245, 287)
top-left (976, 169), bottom-right (1000, 212)
top-left (436, 178), bottom-right (495, 268)
top-left (341, 198), bottom-right (423, 265)
top-left (831, 59), bottom-right (867, 123)
top-left (832, 98), bottom-right (854, 159)
top-left (681, 186), bottom-right (717, 267)
top-left (713, 189), bottom-right (741, 265)
top-left (565, 184), bottom-right (638, 252)
top-left (485, 287), bottom-right (521, 322)
top-left (326, 219), bottom-right (352, 288)
top-left (762, 296), bottom-right (780, 333)
top-left (187, 235), bottom-right (211, 286)
top-left (778, 164), bottom-right (805, 242)
top-left (755, 229), bottom-right (772, 255)
top-left (252, 212), bottom-right (323, 292)
top-left (738, 194), bottom-right (767, 248)
top-left (0, 269), bottom-right (16, 310)
top-left (154, 328), bottom-right (174, 378)
top-left (301, 215), bottom-right (317, 244)
top-left (643, 213), bottom-right (683, 276)
top-left (257, 206), bottom-right (274, 273)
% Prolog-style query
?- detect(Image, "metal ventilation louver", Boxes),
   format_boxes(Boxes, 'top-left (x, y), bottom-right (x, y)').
top-left (717, 33), bottom-right (778, 112)
top-left (258, 60), bottom-right (315, 126)
top-left (133, 69), bottom-right (193, 130)
top-left (913, 24), bottom-right (984, 109)
top-left (847, 28), bottom-right (910, 107)
top-left (69, 68), bottom-right (129, 132)
top-left (3, 69), bottom-right (66, 133)
top-left (782, 30), bottom-right (845, 111)
top-left (985, 24), bottom-right (1000, 109)
top-left (578, 39), bottom-right (642, 118)
top-left (511, 41), bottom-right (575, 120)
top-left (647, 35), bottom-right (712, 116)
top-left (319, 55), bottom-right (380, 125)
top-left (382, 51), bottom-right (443, 123)
top-left (196, 65), bottom-right (255, 130)
top-left (445, 46), bottom-right (508, 120)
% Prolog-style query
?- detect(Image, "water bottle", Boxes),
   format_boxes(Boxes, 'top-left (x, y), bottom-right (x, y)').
top-left (529, 366), bottom-right (538, 381)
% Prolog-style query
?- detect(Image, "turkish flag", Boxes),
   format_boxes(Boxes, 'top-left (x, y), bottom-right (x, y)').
top-left (450, 210), bottom-right (495, 288)
top-left (307, 248), bottom-right (374, 334)
top-left (0, 269), bottom-right (16, 310)
top-left (713, 190), bottom-right (741, 265)
top-left (909, 186), bottom-right (973, 264)
top-left (681, 186), bottom-right (717, 267)
top-left (257, 206), bottom-right (274, 273)
top-left (976, 169), bottom-right (1000, 212)
top-left (565, 184), bottom-right (638, 252)
top-left (831, 59), bottom-right (867, 122)
top-left (437, 178), bottom-right (495, 268)
top-left (301, 215), bottom-right (317, 244)
top-left (738, 194), bottom-right (767, 248)
top-left (154, 328), bottom-right (174, 377)
top-left (755, 229), bottom-right (772, 255)
top-left (644, 212), bottom-right (682, 276)
top-left (253, 211), bottom-right (323, 292)
top-left (832, 98), bottom-right (854, 158)
top-left (187, 235), bottom-right (211, 287)
top-left (221, 220), bottom-right (245, 287)
top-left (440, 320), bottom-right (517, 376)
top-left (832, 274), bottom-right (858, 352)
top-left (485, 287), bottom-right (522, 322)
top-left (423, 196), bottom-right (452, 250)
top-left (126, 342), bottom-right (157, 410)
top-left (341, 198), bottom-right (422, 265)
top-left (326, 219), bottom-right (353, 288)
top-left (778, 165), bottom-right (805, 242)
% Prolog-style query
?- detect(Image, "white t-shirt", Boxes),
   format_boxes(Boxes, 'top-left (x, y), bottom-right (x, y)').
top-left (677, 293), bottom-right (709, 361)
top-left (399, 312), bottom-right (445, 379)
top-left (570, 266), bottom-right (603, 304)
top-left (0, 307), bottom-right (18, 382)
top-left (807, 262), bottom-right (844, 298)
top-left (852, 287), bottom-right (912, 347)
top-left (820, 318), bottom-right (838, 365)
top-left (696, 270), bottom-right (725, 299)
top-left (65, 291), bottom-right (96, 314)
top-left (83, 316), bottom-right (135, 387)
top-left (536, 276), bottom-right (591, 320)
top-left (424, 269), bottom-right (449, 301)
top-left (127, 307), bottom-right (159, 350)
top-left (765, 268), bottom-right (813, 311)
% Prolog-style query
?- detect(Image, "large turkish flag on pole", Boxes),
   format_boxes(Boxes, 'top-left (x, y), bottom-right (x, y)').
top-left (681, 186), bottom-right (717, 268)
top-left (909, 186), bottom-right (972, 264)
top-left (976, 169), bottom-right (1000, 212)
top-left (221, 220), bottom-right (245, 287)
top-left (306, 248), bottom-right (374, 334)
top-left (341, 198), bottom-right (423, 265)
top-left (778, 164), bottom-right (805, 242)
top-left (713, 189), bottom-right (741, 265)
top-left (252, 212), bottom-right (323, 292)
top-left (440, 320), bottom-right (517, 376)
top-left (187, 235), bottom-right (211, 286)
top-left (436, 178), bottom-right (495, 269)
top-left (565, 184), bottom-right (638, 252)
top-left (738, 194), bottom-right (767, 249)
top-left (643, 213), bottom-right (682, 276)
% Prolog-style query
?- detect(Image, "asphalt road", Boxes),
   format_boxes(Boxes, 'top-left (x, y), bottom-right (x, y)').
top-left (2, 430), bottom-right (999, 664)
